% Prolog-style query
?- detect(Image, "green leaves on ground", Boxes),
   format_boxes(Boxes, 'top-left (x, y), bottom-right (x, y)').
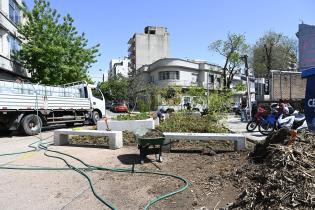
top-left (18, 0), bottom-right (100, 85)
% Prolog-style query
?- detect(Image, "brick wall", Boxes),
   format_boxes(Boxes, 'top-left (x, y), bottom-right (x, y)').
top-left (272, 72), bottom-right (306, 100)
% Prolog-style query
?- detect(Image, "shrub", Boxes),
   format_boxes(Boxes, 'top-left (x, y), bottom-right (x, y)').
top-left (115, 112), bottom-right (150, 121)
top-left (138, 99), bottom-right (150, 112)
top-left (157, 112), bottom-right (227, 133)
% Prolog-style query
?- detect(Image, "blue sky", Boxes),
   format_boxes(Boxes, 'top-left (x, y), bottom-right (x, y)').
top-left (24, 0), bottom-right (314, 82)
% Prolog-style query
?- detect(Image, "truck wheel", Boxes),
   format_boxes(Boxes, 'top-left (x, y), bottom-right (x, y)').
top-left (92, 111), bottom-right (100, 125)
top-left (21, 114), bottom-right (42, 135)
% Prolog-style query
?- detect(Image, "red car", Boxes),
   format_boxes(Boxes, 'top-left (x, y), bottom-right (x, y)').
top-left (111, 102), bottom-right (128, 113)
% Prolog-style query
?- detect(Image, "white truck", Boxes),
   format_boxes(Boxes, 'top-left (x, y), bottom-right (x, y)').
top-left (158, 96), bottom-right (207, 113)
top-left (0, 80), bottom-right (106, 135)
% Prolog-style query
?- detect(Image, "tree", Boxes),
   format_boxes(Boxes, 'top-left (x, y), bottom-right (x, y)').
top-left (209, 33), bottom-right (249, 89)
top-left (252, 31), bottom-right (297, 75)
top-left (18, 0), bottom-right (100, 85)
top-left (98, 74), bottom-right (129, 102)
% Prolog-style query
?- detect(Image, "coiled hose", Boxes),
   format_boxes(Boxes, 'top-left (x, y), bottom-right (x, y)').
top-left (0, 135), bottom-right (189, 210)
top-left (0, 82), bottom-right (189, 209)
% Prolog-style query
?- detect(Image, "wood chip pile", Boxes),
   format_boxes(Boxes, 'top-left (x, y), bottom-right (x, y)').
top-left (230, 129), bottom-right (315, 210)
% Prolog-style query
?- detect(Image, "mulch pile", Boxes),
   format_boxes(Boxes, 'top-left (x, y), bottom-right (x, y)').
top-left (230, 128), bottom-right (315, 210)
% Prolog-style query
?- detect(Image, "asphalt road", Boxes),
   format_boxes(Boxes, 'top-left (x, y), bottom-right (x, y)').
top-left (0, 127), bottom-right (142, 210)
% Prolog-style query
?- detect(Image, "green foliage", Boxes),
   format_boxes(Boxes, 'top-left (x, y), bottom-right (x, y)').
top-left (18, 0), bottom-right (99, 85)
top-left (188, 86), bottom-right (206, 106)
top-left (138, 99), bottom-right (150, 112)
top-left (235, 82), bottom-right (246, 92)
top-left (252, 31), bottom-right (297, 75)
top-left (150, 95), bottom-right (158, 110)
top-left (157, 113), bottom-right (227, 133)
top-left (115, 112), bottom-right (149, 121)
top-left (209, 33), bottom-right (249, 89)
top-left (157, 86), bottom-right (182, 105)
top-left (188, 86), bottom-right (206, 97)
top-left (207, 91), bottom-right (232, 117)
top-left (98, 73), bottom-right (129, 101)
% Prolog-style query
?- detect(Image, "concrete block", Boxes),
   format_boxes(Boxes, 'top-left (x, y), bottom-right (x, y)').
top-left (108, 132), bottom-right (123, 149)
top-left (54, 132), bottom-right (69, 146)
top-left (53, 129), bottom-right (123, 150)
top-left (162, 132), bottom-right (246, 152)
top-left (97, 118), bottom-right (155, 134)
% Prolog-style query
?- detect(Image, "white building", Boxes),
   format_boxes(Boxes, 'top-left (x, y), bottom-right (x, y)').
top-left (0, 0), bottom-right (29, 80)
top-left (108, 58), bottom-right (130, 79)
top-left (134, 58), bottom-right (223, 91)
top-left (128, 26), bottom-right (170, 71)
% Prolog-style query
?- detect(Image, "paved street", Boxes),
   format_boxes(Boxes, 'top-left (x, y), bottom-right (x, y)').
top-left (223, 114), bottom-right (266, 142)
top-left (0, 128), bottom-right (144, 210)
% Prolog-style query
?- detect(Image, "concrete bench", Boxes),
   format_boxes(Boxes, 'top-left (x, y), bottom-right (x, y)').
top-left (162, 132), bottom-right (246, 151)
top-left (54, 129), bottom-right (123, 150)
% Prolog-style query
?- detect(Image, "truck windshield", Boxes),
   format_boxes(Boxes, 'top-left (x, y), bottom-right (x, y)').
top-left (92, 88), bottom-right (103, 100)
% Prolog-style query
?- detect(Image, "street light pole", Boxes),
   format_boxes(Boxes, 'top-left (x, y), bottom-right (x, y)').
top-left (240, 55), bottom-right (252, 120)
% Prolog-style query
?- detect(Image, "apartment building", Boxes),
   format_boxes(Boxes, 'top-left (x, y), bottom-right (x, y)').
top-left (0, 0), bottom-right (28, 80)
top-left (134, 58), bottom-right (223, 91)
top-left (108, 57), bottom-right (130, 79)
top-left (297, 23), bottom-right (315, 71)
top-left (128, 26), bottom-right (169, 71)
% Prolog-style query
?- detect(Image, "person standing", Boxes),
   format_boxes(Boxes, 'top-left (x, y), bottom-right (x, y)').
top-left (240, 96), bottom-right (248, 121)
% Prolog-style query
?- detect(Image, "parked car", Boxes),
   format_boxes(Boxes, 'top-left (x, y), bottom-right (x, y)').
top-left (111, 102), bottom-right (128, 113)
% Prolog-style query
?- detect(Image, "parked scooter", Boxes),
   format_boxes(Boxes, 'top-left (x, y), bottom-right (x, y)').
top-left (277, 112), bottom-right (308, 131)
top-left (259, 106), bottom-right (308, 136)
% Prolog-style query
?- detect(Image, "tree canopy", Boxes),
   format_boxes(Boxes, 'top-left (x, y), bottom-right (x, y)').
top-left (18, 0), bottom-right (100, 85)
top-left (209, 33), bottom-right (249, 89)
top-left (98, 74), bottom-right (129, 102)
top-left (251, 31), bottom-right (297, 75)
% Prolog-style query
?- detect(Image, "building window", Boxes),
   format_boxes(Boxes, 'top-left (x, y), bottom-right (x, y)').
top-left (217, 78), bottom-right (221, 86)
top-left (8, 35), bottom-right (21, 55)
top-left (0, 35), bottom-right (3, 53)
top-left (209, 74), bottom-right (214, 83)
top-left (191, 73), bottom-right (198, 83)
top-left (159, 71), bottom-right (179, 80)
top-left (9, 0), bottom-right (20, 25)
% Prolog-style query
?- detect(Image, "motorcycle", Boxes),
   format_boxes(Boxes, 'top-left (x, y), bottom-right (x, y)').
top-left (258, 109), bottom-right (278, 135)
top-left (277, 112), bottom-right (308, 131)
top-left (246, 106), bottom-right (267, 132)
top-left (259, 109), bottom-right (308, 136)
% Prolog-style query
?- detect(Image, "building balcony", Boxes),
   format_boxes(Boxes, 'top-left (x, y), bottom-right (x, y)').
top-left (0, 55), bottom-right (29, 78)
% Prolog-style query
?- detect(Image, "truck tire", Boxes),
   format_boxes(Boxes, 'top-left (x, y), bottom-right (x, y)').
top-left (92, 111), bottom-right (100, 125)
top-left (21, 114), bottom-right (42, 135)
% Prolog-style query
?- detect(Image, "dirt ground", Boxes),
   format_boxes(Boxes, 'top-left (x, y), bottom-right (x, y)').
top-left (0, 130), bottom-right (250, 210)
top-left (67, 132), bottom-right (251, 209)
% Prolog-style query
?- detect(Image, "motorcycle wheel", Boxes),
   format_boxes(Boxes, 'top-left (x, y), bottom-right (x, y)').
top-left (246, 121), bottom-right (258, 132)
top-left (258, 123), bottom-right (275, 135)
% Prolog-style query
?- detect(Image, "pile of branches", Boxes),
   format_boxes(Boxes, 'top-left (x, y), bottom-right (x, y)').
top-left (231, 129), bottom-right (315, 210)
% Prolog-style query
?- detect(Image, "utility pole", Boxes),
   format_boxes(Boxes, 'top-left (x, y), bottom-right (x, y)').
top-left (240, 55), bottom-right (252, 120)
top-left (206, 71), bottom-right (210, 109)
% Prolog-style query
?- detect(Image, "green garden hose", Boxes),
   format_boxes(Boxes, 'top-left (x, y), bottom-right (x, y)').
top-left (0, 82), bottom-right (190, 209)
top-left (0, 136), bottom-right (190, 209)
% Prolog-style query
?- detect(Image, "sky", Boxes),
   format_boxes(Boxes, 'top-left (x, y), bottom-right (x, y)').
top-left (24, 0), bottom-right (315, 82)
